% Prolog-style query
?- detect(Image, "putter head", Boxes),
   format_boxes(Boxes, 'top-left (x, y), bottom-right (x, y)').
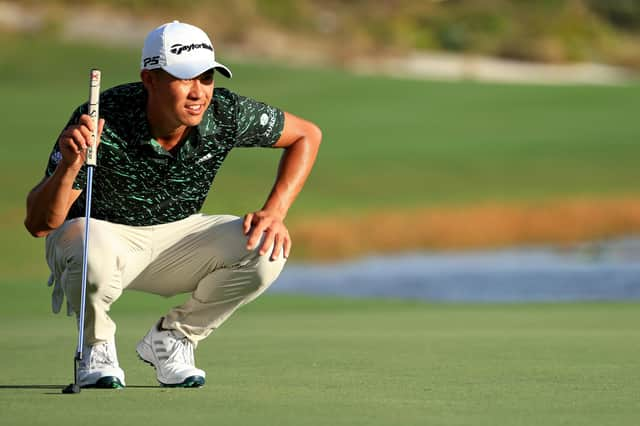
top-left (62, 383), bottom-right (81, 394)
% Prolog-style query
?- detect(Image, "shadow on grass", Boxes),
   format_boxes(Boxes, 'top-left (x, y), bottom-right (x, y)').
top-left (0, 384), bottom-right (162, 390)
top-left (0, 385), bottom-right (63, 389)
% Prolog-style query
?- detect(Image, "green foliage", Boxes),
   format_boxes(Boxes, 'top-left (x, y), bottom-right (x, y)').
top-left (9, 0), bottom-right (640, 66)
top-left (588, 0), bottom-right (640, 31)
top-left (257, 0), bottom-right (307, 28)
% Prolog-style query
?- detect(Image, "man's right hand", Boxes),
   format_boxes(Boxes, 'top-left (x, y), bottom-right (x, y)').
top-left (58, 114), bottom-right (104, 170)
top-left (24, 114), bottom-right (105, 237)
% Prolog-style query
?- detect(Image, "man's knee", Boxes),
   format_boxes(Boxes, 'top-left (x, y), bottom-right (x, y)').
top-left (242, 244), bottom-right (287, 294)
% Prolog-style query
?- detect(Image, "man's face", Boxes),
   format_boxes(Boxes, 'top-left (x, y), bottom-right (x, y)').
top-left (144, 69), bottom-right (215, 130)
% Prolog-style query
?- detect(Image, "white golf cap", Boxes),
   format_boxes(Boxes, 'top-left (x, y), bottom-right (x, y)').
top-left (141, 21), bottom-right (232, 79)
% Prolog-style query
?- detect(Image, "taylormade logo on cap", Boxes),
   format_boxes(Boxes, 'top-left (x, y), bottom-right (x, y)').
top-left (170, 43), bottom-right (213, 55)
top-left (141, 21), bottom-right (232, 79)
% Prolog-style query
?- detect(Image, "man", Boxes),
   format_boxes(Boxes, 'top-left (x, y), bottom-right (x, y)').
top-left (24, 21), bottom-right (322, 389)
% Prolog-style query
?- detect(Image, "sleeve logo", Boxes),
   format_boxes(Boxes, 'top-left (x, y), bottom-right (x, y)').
top-left (262, 108), bottom-right (277, 137)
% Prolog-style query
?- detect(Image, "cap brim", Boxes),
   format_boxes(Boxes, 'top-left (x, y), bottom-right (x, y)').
top-left (163, 60), bottom-right (232, 79)
top-left (213, 62), bottom-right (232, 79)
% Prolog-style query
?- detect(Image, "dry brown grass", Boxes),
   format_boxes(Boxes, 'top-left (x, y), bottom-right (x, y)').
top-left (289, 197), bottom-right (640, 260)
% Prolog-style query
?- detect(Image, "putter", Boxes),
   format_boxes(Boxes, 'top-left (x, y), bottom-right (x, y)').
top-left (62, 69), bottom-right (101, 394)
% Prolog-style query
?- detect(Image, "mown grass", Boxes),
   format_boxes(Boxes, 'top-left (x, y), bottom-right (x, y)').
top-left (1, 36), bottom-right (640, 279)
top-left (1, 278), bottom-right (639, 426)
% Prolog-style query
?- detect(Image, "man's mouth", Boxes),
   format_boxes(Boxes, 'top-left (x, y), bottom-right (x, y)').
top-left (185, 104), bottom-right (203, 114)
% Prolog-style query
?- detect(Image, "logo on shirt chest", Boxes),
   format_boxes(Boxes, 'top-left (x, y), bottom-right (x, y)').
top-left (195, 152), bottom-right (214, 164)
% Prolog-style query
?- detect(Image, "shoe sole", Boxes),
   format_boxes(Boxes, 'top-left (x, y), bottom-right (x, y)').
top-left (137, 352), bottom-right (205, 388)
top-left (82, 376), bottom-right (125, 389)
top-left (160, 375), bottom-right (205, 388)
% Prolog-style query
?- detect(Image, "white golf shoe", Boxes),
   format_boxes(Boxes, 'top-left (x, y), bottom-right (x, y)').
top-left (78, 340), bottom-right (125, 388)
top-left (136, 320), bottom-right (206, 387)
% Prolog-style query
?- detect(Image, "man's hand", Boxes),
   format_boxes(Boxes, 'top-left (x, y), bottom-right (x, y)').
top-left (24, 114), bottom-right (104, 237)
top-left (58, 114), bottom-right (104, 170)
top-left (243, 210), bottom-right (291, 261)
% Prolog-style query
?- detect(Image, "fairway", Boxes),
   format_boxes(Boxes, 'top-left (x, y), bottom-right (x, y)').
top-left (1, 279), bottom-right (639, 426)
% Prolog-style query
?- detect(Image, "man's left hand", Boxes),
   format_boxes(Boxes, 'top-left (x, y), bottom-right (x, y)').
top-left (243, 210), bottom-right (291, 260)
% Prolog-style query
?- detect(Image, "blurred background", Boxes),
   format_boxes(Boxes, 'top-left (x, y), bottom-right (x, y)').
top-left (1, 0), bottom-right (640, 300)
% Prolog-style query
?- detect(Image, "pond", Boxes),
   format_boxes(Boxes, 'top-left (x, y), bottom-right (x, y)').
top-left (271, 238), bottom-right (640, 302)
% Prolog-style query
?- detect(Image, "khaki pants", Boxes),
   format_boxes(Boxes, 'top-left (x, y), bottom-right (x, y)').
top-left (45, 214), bottom-right (286, 345)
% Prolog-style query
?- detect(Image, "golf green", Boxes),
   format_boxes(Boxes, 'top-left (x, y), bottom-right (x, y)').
top-left (1, 280), bottom-right (639, 426)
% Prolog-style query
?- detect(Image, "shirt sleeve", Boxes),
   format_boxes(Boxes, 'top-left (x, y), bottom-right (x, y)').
top-left (45, 105), bottom-right (87, 190)
top-left (233, 94), bottom-right (285, 148)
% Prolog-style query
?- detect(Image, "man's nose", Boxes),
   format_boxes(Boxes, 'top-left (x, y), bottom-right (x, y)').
top-left (188, 80), bottom-right (204, 98)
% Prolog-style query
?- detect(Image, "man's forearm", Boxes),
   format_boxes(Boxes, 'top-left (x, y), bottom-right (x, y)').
top-left (25, 164), bottom-right (81, 237)
top-left (262, 129), bottom-right (321, 218)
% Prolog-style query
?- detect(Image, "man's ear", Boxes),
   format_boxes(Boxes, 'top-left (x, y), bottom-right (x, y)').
top-left (140, 69), bottom-right (154, 90)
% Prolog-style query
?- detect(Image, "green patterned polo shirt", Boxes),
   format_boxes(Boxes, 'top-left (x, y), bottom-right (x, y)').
top-left (45, 82), bottom-right (285, 226)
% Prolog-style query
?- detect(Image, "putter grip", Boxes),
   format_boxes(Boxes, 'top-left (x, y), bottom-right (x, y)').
top-left (87, 69), bottom-right (101, 167)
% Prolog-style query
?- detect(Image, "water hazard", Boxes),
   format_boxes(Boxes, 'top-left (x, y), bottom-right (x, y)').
top-left (271, 238), bottom-right (640, 302)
